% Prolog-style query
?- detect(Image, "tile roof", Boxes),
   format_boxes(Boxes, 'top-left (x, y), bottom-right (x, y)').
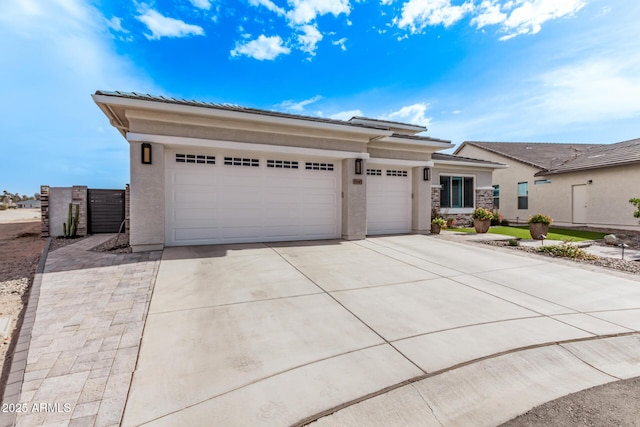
top-left (432, 152), bottom-right (506, 166)
top-left (459, 141), bottom-right (602, 169)
top-left (538, 138), bottom-right (640, 175)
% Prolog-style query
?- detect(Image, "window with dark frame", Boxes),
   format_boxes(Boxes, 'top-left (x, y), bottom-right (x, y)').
top-left (493, 185), bottom-right (500, 209)
top-left (440, 176), bottom-right (474, 208)
top-left (518, 182), bottom-right (528, 209)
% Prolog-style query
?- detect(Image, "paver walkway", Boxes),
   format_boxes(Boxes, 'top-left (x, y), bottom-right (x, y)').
top-left (0, 235), bottom-right (161, 427)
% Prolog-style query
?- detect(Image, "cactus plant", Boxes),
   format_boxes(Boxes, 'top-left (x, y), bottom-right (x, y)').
top-left (63, 203), bottom-right (79, 238)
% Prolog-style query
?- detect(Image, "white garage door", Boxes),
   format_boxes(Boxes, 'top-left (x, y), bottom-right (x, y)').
top-left (366, 167), bottom-right (412, 235)
top-left (166, 150), bottom-right (341, 246)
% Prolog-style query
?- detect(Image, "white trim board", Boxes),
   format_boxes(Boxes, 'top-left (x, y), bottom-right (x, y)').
top-left (127, 133), bottom-right (369, 160)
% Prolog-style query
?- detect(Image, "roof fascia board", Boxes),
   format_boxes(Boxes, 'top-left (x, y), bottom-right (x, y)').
top-left (381, 135), bottom-right (453, 147)
top-left (127, 132), bottom-right (369, 160)
top-left (433, 159), bottom-right (508, 169)
top-left (93, 94), bottom-right (391, 138)
top-left (349, 117), bottom-right (427, 134)
top-left (367, 158), bottom-right (434, 167)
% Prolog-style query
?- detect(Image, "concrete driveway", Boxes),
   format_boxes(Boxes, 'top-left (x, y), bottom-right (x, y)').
top-left (121, 235), bottom-right (640, 427)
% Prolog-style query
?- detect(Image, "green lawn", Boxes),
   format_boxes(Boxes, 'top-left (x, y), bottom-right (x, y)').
top-left (453, 226), bottom-right (607, 241)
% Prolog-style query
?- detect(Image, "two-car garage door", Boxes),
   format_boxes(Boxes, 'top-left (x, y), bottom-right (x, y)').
top-left (165, 150), bottom-right (341, 246)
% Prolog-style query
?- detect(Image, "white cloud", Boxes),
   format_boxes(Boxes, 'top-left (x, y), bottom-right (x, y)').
top-left (0, 0), bottom-right (156, 193)
top-left (532, 58), bottom-right (640, 123)
top-left (249, 0), bottom-right (286, 15)
top-left (297, 24), bottom-right (323, 55)
top-left (471, 0), bottom-right (506, 28)
top-left (230, 34), bottom-right (291, 60)
top-left (106, 16), bottom-right (127, 33)
top-left (396, 0), bottom-right (474, 33)
top-left (287, 0), bottom-right (351, 25)
top-left (497, 0), bottom-right (586, 40)
top-left (380, 103), bottom-right (432, 126)
top-left (332, 37), bottom-right (347, 50)
top-left (278, 95), bottom-right (323, 113)
top-left (330, 109), bottom-right (363, 120)
top-left (137, 9), bottom-right (205, 40)
top-left (189, 0), bottom-right (212, 10)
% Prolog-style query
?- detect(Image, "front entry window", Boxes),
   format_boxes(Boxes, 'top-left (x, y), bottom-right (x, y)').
top-left (440, 176), bottom-right (474, 208)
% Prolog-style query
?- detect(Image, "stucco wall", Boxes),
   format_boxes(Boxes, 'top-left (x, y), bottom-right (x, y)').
top-left (411, 166), bottom-right (431, 233)
top-left (341, 158), bottom-right (366, 240)
top-left (456, 144), bottom-right (541, 223)
top-left (536, 164), bottom-right (640, 228)
top-left (48, 187), bottom-right (72, 237)
top-left (130, 142), bottom-right (165, 251)
top-left (127, 113), bottom-right (369, 154)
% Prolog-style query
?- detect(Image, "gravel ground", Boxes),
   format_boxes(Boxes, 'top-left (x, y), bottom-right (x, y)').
top-left (484, 240), bottom-right (640, 275)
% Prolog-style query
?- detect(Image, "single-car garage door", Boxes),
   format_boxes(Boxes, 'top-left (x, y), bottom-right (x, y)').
top-left (366, 166), bottom-right (412, 235)
top-left (166, 150), bottom-right (341, 246)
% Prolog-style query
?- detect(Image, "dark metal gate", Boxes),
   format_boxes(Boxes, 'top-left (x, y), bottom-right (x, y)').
top-left (88, 189), bottom-right (125, 233)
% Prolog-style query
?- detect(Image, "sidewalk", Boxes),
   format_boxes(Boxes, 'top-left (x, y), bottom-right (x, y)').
top-left (0, 235), bottom-right (161, 427)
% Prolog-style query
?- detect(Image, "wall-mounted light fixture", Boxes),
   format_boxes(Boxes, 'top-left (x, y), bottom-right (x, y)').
top-left (141, 143), bottom-right (152, 165)
top-left (423, 167), bottom-right (431, 181)
top-left (587, 179), bottom-right (593, 184)
top-left (355, 158), bottom-right (363, 175)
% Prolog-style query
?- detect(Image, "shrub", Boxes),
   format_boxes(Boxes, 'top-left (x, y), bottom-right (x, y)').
top-left (630, 198), bottom-right (640, 223)
top-left (537, 242), bottom-right (596, 260)
top-left (501, 219), bottom-right (510, 226)
top-left (0, 204), bottom-right (6, 211)
top-left (472, 208), bottom-right (494, 221)
top-left (446, 217), bottom-right (457, 228)
top-left (508, 239), bottom-right (520, 247)
top-left (431, 217), bottom-right (447, 226)
top-left (528, 213), bottom-right (553, 225)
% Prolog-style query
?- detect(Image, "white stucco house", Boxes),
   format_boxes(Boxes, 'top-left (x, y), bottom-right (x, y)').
top-left (456, 139), bottom-right (640, 229)
top-left (94, 91), bottom-right (504, 252)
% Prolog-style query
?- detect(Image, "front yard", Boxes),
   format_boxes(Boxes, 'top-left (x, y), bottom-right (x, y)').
top-left (454, 226), bottom-right (607, 242)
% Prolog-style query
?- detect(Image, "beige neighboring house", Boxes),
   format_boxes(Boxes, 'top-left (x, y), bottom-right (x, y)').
top-left (93, 91), bottom-right (503, 252)
top-left (455, 139), bottom-right (640, 229)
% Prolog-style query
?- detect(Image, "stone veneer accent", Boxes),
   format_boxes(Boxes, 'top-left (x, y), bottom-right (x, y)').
top-left (71, 185), bottom-right (88, 236)
top-left (475, 188), bottom-right (494, 211)
top-left (40, 185), bottom-right (49, 237)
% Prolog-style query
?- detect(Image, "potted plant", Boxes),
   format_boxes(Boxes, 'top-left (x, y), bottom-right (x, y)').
top-left (472, 208), bottom-right (494, 233)
top-left (431, 217), bottom-right (447, 234)
top-left (528, 213), bottom-right (553, 239)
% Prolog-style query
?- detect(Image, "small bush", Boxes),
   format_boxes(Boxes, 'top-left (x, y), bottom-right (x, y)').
top-left (508, 239), bottom-right (520, 247)
top-left (537, 242), bottom-right (596, 260)
top-left (501, 219), bottom-right (510, 226)
top-left (431, 217), bottom-right (447, 226)
top-left (0, 204), bottom-right (6, 211)
top-left (528, 213), bottom-right (553, 225)
top-left (630, 198), bottom-right (640, 223)
top-left (472, 208), bottom-right (494, 221)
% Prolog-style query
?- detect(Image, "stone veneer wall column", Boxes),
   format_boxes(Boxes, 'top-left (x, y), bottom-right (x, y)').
top-left (40, 185), bottom-right (49, 237)
top-left (125, 184), bottom-right (131, 233)
top-left (431, 186), bottom-right (441, 213)
top-left (476, 188), bottom-right (494, 211)
top-left (71, 186), bottom-right (88, 236)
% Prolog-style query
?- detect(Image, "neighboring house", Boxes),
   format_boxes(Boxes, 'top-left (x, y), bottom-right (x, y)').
top-left (431, 153), bottom-right (507, 225)
top-left (94, 91), bottom-right (504, 252)
top-left (16, 200), bottom-right (41, 208)
top-left (456, 139), bottom-right (640, 229)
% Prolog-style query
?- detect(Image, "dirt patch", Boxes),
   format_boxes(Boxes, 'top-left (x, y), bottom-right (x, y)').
top-left (0, 221), bottom-right (45, 401)
top-left (501, 376), bottom-right (640, 427)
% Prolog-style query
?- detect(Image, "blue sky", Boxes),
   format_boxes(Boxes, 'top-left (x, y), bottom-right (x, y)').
top-left (1, 0), bottom-right (639, 196)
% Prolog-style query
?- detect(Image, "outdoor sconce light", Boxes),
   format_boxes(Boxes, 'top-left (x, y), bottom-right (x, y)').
top-left (423, 167), bottom-right (431, 181)
top-left (587, 180), bottom-right (593, 184)
top-left (355, 158), bottom-right (363, 175)
top-left (141, 143), bottom-right (152, 165)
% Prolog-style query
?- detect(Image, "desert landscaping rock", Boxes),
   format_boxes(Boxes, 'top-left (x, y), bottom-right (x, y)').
top-left (604, 234), bottom-right (619, 245)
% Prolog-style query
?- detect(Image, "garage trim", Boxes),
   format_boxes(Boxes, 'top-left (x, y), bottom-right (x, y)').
top-left (128, 133), bottom-right (368, 160)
